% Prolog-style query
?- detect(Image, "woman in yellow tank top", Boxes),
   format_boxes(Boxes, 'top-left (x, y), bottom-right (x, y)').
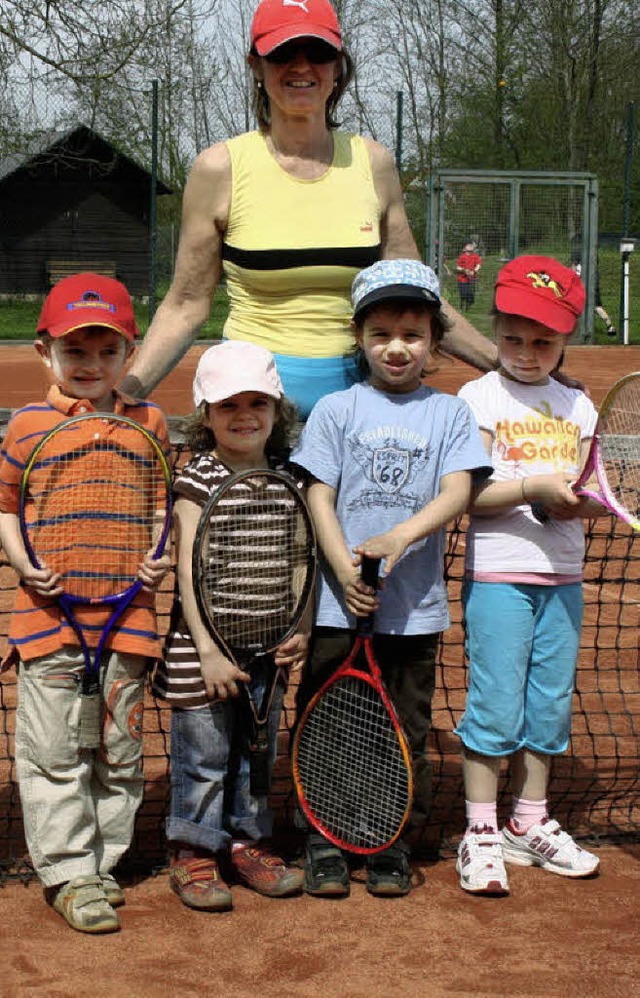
top-left (122, 0), bottom-right (498, 417)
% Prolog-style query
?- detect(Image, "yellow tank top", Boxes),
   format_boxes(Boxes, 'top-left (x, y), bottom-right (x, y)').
top-left (221, 131), bottom-right (381, 359)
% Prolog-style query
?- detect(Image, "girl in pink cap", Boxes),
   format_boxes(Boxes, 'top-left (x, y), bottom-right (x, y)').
top-left (153, 340), bottom-right (309, 912)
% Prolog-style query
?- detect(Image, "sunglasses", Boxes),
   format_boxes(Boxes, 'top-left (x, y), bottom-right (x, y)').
top-left (264, 40), bottom-right (339, 65)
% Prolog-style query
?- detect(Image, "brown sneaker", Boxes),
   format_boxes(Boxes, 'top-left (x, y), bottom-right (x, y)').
top-left (230, 842), bottom-right (304, 898)
top-left (169, 855), bottom-right (233, 912)
top-left (51, 875), bottom-right (120, 934)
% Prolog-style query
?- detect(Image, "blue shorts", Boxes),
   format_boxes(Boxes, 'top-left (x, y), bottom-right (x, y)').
top-left (455, 580), bottom-right (583, 757)
top-left (272, 353), bottom-right (362, 420)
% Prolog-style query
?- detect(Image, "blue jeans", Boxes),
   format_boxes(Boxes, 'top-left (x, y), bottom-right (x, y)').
top-left (167, 665), bottom-right (285, 852)
top-left (455, 581), bottom-right (583, 757)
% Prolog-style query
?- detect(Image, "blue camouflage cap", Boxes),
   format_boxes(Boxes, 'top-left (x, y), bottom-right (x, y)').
top-left (351, 259), bottom-right (441, 320)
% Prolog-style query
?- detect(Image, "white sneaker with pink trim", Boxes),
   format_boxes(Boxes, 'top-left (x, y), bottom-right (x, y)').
top-left (456, 828), bottom-right (510, 895)
top-left (502, 818), bottom-right (600, 878)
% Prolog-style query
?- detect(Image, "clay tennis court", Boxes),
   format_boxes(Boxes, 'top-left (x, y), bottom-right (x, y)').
top-left (1, 343), bottom-right (639, 998)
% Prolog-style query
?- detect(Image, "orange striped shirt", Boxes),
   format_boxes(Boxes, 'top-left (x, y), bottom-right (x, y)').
top-left (0, 385), bottom-right (171, 662)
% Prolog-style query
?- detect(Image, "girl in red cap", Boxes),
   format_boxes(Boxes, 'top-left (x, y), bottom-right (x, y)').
top-left (454, 256), bottom-right (609, 897)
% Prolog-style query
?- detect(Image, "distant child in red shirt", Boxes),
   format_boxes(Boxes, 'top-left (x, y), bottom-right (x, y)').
top-left (456, 242), bottom-right (482, 310)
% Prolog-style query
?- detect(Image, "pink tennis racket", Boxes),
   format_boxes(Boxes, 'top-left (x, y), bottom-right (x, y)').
top-left (532, 372), bottom-right (640, 530)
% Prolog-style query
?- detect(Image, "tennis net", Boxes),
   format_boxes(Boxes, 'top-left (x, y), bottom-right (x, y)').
top-left (0, 440), bottom-right (638, 878)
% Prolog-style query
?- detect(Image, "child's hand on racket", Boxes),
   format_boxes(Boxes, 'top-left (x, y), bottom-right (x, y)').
top-left (275, 631), bottom-right (309, 672)
top-left (342, 563), bottom-right (380, 618)
top-left (353, 527), bottom-right (410, 578)
top-left (199, 647), bottom-right (251, 700)
top-left (526, 472), bottom-right (581, 520)
top-left (138, 548), bottom-right (171, 590)
top-left (21, 562), bottom-right (63, 597)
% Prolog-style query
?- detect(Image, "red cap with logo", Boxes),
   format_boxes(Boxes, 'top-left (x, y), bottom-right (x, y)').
top-left (37, 273), bottom-right (139, 340)
top-left (250, 0), bottom-right (342, 55)
top-left (495, 255), bottom-right (586, 335)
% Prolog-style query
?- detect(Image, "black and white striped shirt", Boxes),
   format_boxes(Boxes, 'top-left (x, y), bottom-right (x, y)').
top-left (152, 453), bottom-right (304, 708)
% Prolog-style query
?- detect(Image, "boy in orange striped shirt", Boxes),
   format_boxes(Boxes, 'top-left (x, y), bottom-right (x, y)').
top-left (0, 274), bottom-right (171, 933)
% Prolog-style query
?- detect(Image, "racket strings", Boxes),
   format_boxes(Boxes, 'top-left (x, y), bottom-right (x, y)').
top-left (295, 674), bottom-right (412, 851)
top-left (27, 422), bottom-right (166, 599)
top-left (598, 380), bottom-right (640, 519)
top-left (199, 477), bottom-right (313, 652)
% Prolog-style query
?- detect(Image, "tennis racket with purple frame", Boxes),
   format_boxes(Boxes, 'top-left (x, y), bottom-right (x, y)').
top-left (19, 413), bottom-right (172, 749)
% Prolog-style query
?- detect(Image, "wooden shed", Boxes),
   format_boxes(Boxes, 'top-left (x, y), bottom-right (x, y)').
top-left (0, 125), bottom-right (171, 296)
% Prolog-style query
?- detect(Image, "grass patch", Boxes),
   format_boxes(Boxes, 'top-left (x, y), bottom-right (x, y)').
top-left (0, 286), bottom-right (230, 341)
top-left (1, 261), bottom-right (637, 345)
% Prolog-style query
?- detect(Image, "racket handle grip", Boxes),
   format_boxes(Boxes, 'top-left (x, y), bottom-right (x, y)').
top-left (249, 747), bottom-right (271, 797)
top-left (78, 692), bottom-right (102, 750)
top-left (360, 556), bottom-right (381, 590)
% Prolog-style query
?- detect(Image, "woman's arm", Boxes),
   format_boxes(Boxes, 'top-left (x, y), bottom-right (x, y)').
top-left (120, 143), bottom-right (232, 398)
top-left (365, 138), bottom-right (498, 374)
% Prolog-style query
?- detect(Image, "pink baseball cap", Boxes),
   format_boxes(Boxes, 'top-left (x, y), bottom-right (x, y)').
top-left (37, 272), bottom-right (139, 340)
top-left (250, 0), bottom-right (342, 56)
top-left (495, 255), bottom-right (586, 335)
top-left (193, 341), bottom-right (284, 407)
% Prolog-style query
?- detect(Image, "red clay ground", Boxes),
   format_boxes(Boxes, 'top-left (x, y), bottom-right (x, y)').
top-left (1, 343), bottom-right (639, 998)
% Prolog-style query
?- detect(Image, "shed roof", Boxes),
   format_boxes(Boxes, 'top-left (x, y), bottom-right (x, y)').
top-left (0, 124), bottom-right (172, 194)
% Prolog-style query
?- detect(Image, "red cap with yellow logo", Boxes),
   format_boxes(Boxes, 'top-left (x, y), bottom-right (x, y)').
top-left (495, 255), bottom-right (586, 335)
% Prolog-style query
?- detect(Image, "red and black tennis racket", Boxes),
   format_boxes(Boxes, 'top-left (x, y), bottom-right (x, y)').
top-left (293, 556), bottom-right (414, 855)
top-left (532, 371), bottom-right (640, 530)
top-left (19, 413), bottom-right (172, 749)
top-left (192, 468), bottom-right (316, 796)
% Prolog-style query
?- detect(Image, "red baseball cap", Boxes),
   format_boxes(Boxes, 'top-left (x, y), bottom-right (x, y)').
top-left (37, 273), bottom-right (139, 340)
top-left (495, 255), bottom-right (586, 335)
top-left (250, 0), bottom-right (342, 56)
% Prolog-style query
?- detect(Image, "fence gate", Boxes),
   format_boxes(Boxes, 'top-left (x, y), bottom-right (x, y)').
top-left (426, 170), bottom-right (599, 342)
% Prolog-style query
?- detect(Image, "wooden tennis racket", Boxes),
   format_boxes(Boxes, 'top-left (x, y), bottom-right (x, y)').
top-left (532, 371), bottom-right (640, 529)
top-left (19, 413), bottom-right (172, 749)
top-left (192, 468), bottom-right (316, 796)
top-left (292, 556), bottom-right (414, 855)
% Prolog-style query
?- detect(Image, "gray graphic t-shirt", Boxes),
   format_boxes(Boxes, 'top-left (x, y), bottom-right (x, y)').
top-left (292, 382), bottom-right (490, 634)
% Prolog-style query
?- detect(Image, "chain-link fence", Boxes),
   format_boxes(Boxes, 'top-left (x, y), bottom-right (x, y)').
top-left (426, 171), bottom-right (600, 342)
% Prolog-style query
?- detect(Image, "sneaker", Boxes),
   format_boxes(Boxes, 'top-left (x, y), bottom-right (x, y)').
top-left (502, 818), bottom-right (600, 878)
top-left (231, 841), bottom-right (304, 898)
top-left (456, 828), bottom-right (510, 896)
top-left (366, 842), bottom-right (412, 897)
top-left (51, 875), bottom-right (120, 934)
top-left (101, 873), bottom-right (125, 908)
top-left (606, 324), bottom-right (617, 338)
top-left (304, 835), bottom-right (350, 897)
top-left (169, 854), bottom-right (233, 911)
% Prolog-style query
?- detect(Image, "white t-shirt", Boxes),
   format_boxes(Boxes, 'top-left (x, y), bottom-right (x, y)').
top-left (458, 371), bottom-right (598, 576)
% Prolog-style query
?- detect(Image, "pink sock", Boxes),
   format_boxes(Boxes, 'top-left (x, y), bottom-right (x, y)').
top-left (465, 801), bottom-right (498, 834)
top-left (510, 797), bottom-right (547, 832)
